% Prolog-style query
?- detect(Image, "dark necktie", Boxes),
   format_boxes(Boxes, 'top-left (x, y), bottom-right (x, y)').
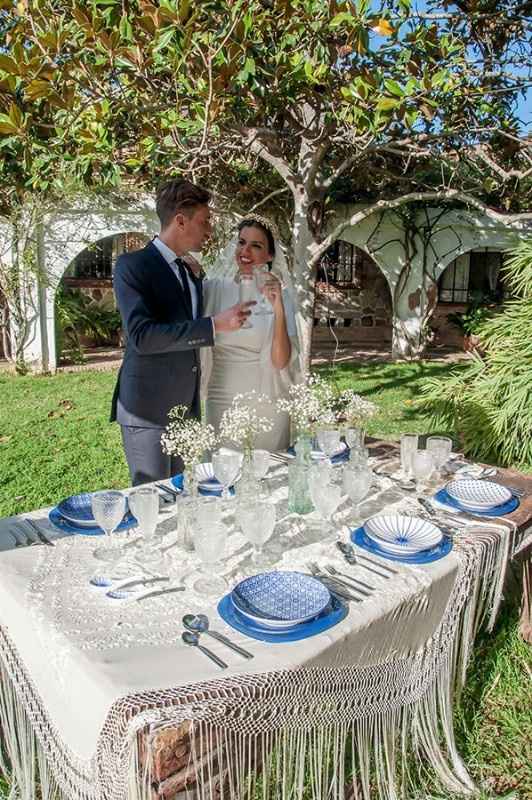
top-left (176, 258), bottom-right (193, 318)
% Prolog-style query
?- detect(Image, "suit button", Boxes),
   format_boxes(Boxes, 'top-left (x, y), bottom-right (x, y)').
top-left (191, 366), bottom-right (198, 373)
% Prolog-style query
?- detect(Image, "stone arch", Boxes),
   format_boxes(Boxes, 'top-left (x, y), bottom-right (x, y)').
top-left (29, 195), bottom-right (157, 372)
top-left (313, 240), bottom-right (394, 352)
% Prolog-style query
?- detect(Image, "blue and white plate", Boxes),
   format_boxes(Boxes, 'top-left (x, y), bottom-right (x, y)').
top-left (49, 506), bottom-right (137, 535)
top-left (231, 571), bottom-right (330, 627)
top-left (57, 493), bottom-right (97, 528)
top-left (352, 527), bottom-right (452, 564)
top-left (445, 479), bottom-right (512, 510)
top-left (433, 488), bottom-right (519, 517)
top-left (171, 472), bottom-right (235, 497)
top-left (364, 514), bottom-right (442, 555)
top-left (218, 592), bottom-right (347, 643)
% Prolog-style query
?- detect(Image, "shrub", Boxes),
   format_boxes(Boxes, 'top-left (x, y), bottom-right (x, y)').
top-left (417, 239), bottom-right (532, 467)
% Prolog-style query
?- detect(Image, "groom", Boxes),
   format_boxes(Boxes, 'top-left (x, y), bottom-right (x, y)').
top-left (111, 179), bottom-right (252, 485)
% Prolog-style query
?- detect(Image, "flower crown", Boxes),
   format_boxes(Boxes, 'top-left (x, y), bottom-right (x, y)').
top-left (239, 213), bottom-right (280, 243)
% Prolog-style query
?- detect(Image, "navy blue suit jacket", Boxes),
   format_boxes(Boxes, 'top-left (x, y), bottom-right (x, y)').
top-left (110, 242), bottom-right (214, 428)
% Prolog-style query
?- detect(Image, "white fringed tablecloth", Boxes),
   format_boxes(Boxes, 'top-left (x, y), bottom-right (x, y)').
top-left (0, 454), bottom-right (529, 800)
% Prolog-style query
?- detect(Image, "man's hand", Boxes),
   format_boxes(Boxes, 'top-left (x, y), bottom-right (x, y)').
top-left (213, 301), bottom-right (256, 333)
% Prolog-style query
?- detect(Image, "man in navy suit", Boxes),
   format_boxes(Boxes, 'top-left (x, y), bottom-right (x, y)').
top-left (111, 179), bottom-right (252, 485)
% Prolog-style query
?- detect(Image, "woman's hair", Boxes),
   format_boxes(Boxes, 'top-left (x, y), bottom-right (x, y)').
top-left (156, 179), bottom-right (211, 228)
top-left (237, 218), bottom-right (276, 260)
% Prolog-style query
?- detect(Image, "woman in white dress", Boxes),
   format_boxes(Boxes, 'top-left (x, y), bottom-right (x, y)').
top-left (202, 216), bottom-right (300, 450)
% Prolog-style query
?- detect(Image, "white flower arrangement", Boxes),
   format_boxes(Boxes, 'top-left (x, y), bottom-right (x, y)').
top-left (334, 390), bottom-right (378, 428)
top-left (276, 374), bottom-right (336, 435)
top-left (161, 405), bottom-right (218, 469)
top-left (219, 391), bottom-right (274, 453)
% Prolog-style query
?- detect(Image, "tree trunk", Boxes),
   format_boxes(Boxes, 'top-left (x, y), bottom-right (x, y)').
top-left (291, 200), bottom-right (318, 375)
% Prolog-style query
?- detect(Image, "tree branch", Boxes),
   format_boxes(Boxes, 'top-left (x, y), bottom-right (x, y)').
top-left (242, 128), bottom-right (297, 190)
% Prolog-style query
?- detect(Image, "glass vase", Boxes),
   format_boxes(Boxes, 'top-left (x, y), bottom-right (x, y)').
top-left (238, 445), bottom-right (256, 500)
top-left (177, 466), bottom-right (197, 551)
top-left (287, 433), bottom-right (314, 514)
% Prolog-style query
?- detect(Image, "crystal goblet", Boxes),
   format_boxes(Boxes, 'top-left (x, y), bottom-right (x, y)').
top-left (317, 429), bottom-right (343, 467)
top-left (238, 499), bottom-right (276, 565)
top-left (193, 522), bottom-right (228, 595)
top-left (92, 490), bottom-right (127, 562)
top-left (128, 487), bottom-right (164, 568)
top-left (426, 436), bottom-right (453, 477)
top-left (400, 433), bottom-right (419, 478)
top-left (342, 463), bottom-right (373, 526)
top-left (254, 267), bottom-right (274, 316)
top-left (212, 450), bottom-right (241, 501)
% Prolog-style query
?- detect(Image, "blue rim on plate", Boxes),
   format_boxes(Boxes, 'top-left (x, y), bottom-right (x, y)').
top-left (57, 492), bottom-right (97, 524)
top-left (433, 488), bottom-right (519, 517)
top-left (171, 474), bottom-right (235, 497)
top-left (231, 571), bottom-right (331, 624)
top-left (217, 593), bottom-right (347, 643)
top-left (48, 506), bottom-right (137, 535)
top-left (351, 526), bottom-right (452, 564)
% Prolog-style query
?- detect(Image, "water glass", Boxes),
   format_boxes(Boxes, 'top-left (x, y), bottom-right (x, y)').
top-left (238, 275), bottom-right (255, 328)
top-left (238, 499), bottom-right (276, 564)
top-left (254, 267), bottom-right (274, 315)
top-left (343, 463), bottom-right (373, 525)
top-left (193, 522), bottom-right (228, 595)
top-left (212, 450), bottom-right (241, 500)
top-left (308, 468), bottom-right (343, 527)
top-left (251, 449), bottom-right (270, 481)
top-left (196, 496), bottom-right (223, 530)
top-left (317, 429), bottom-right (342, 465)
top-left (426, 436), bottom-right (453, 475)
top-left (128, 487), bottom-right (163, 564)
top-left (344, 427), bottom-right (365, 452)
top-left (92, 490), bottom-right (127, 562)
top-left (412, 450), bottom-right (434, 488)
top-left (400, 434), bottom-right (419, 478)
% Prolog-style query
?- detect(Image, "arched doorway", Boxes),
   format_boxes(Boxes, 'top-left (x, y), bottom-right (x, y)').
top-left (55, 232), bottom-right (149, 365)
top-left (312, 241), bottom-right (393, 355)
top-left (431, 248), bottom-right (507, 348)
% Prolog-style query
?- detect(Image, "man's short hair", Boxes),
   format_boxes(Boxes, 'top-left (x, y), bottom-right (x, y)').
top-left (155, 180), bottom-right (211, 228)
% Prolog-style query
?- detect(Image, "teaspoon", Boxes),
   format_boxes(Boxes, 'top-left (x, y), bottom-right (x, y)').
top-left (183, 614), bottom-right (253, 659)
top-left (181, 631), bottom-right (228, 670)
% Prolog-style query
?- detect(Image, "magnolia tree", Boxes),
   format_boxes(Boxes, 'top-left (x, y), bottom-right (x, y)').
top-left (0, 0), bottom-right (531, 365)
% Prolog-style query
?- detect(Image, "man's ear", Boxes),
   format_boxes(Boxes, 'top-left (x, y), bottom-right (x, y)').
top-left (174, 212), bottom-right (187, 230)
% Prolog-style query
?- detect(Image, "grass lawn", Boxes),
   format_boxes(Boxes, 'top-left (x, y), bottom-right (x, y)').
top-left (0, 360), bottom-right (530, 799)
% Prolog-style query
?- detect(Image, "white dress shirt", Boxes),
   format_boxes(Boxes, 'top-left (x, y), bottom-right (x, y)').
top-left (152, 236), bottom-right (198, 319)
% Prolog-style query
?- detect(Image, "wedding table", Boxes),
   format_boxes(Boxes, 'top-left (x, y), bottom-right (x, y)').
top-left (0, 442), bottom-right (530, 800)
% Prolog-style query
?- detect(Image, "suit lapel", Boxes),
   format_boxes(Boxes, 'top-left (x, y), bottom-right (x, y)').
top-left (145, 241), bottom-right (192, 318)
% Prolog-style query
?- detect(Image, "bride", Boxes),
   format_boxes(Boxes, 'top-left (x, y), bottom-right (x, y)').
top-left (202, 215), bottom-right (300, 450)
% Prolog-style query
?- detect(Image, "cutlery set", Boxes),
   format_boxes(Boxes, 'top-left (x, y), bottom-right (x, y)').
top-left (307, 542), bottom-right (396, 603)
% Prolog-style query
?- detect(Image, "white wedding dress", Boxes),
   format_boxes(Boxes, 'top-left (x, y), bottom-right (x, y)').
top-left (202, 278), bottom-right (300, 450)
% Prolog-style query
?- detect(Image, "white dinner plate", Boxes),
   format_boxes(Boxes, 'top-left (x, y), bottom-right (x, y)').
top-left (364, 514), bottom-right (443, 554)
top-left (445, 479), bottom-right (511, 510)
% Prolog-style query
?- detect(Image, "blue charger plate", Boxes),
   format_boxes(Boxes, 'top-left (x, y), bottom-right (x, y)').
top-left (48, 506), bottom-right (137, 536)
top-left (217, 592), bottom-right (348, 643)
top-left (351, 526), bottom-right (453, 564)
top-left (171, 474), bottom-right (235, 497)
top-left (433, 488), bottom-right (519, 517)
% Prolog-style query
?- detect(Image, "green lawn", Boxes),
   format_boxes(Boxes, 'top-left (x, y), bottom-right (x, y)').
top-left (0, 361), bottom-right (530, 799)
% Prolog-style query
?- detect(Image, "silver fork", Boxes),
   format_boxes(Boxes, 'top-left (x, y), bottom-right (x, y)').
top-left (324, 565), bottom-right (375, 594)
top-left (306, 563), bottom-right (364, 601)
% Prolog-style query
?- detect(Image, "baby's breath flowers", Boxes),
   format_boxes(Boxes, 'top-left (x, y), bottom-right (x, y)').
top-left (219, 391), bottom-right (274, 454)
top-left (161, 405), bottom-right (218, 469)
top-left (334, 390), bottom-right (378, 428)
top-left (276, 374), bottom-right (336, 436)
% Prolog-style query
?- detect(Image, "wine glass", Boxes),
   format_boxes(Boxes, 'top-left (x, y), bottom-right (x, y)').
top-left (128, 487), bottom-right (163, 567)
top-left (317, 429), bottom-right (342, 467)
top-left (238, 274), bottom-right (255, 328)
top-left (400, 433), bottom-right (419, 478)
top-left (254, 267), bottom-right (274, 316)
top-left (308, 470), bottom-right (343, 529)
top-left (92, 490), bottom-right (127, 562)
top-left (193, 522), bottom-right (228, 595)
top-left (251, 449), bottom-right (270, 482)
top-left (212, 450), bottom-right (241, 500)
top-left (344, 427), bottom-right (365, 454)
top-left (342, 464), bottom-right (373, 526)
top-left (238, 500), bottom-right (276, 565)
top-left (426, 436), bottom-right (453, 477)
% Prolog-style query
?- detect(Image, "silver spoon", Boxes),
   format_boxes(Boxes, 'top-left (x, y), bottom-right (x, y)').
top-left (181, 631), bottom-right (228, 670)
top-left (183, 614), bottom-right (253, 660)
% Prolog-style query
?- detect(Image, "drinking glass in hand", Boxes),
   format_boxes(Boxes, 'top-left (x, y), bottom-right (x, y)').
top-left (212, 450), bottom-right (241, 500)
top-left (238, 275), bottom-right (255, 328)
top-left (92, 490), bottom-right (127, 562)
top-left (194, 522), bottom-right (228, 595)
top-left (238, 500), bottom-right (276, 565)
top-left (254, 267), bottom-right (274, 315)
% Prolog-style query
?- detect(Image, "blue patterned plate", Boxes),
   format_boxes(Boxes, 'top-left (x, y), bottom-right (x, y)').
top-left (57, 493), bottom-right (97, 527)
top-left (49, 506), bottom-right (137, 535)
top-left (218, 592), bottom-right (347, 643)
top-left (231, 571), bottom-right (330, 625)
top-left (351, 526), bottom-right (452, 564)
top-left (445, 479), bottom-right (512, 510)
top-left (433, 488), bottom-right (519, 517)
